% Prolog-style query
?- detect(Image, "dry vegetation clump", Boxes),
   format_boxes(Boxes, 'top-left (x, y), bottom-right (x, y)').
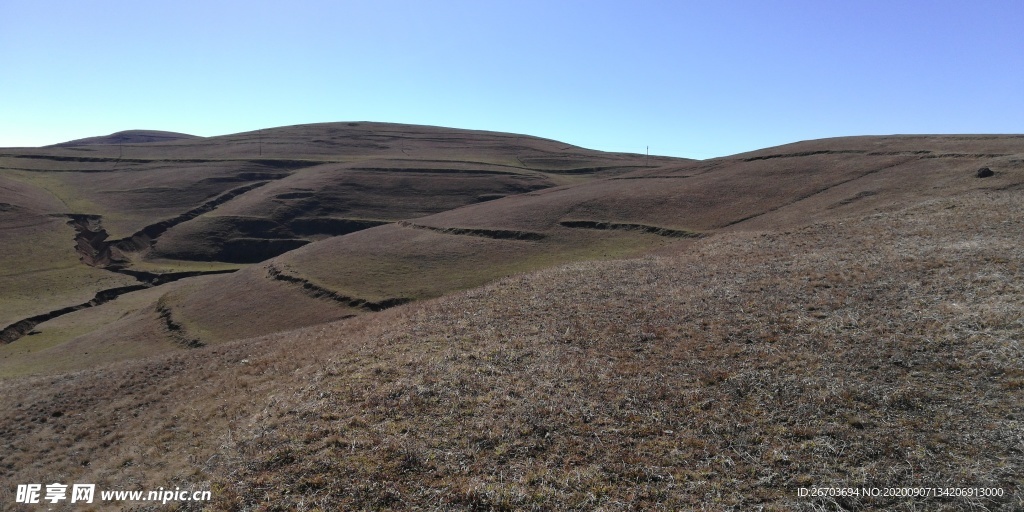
top-left (1, 189), bottom-right (1021, 511)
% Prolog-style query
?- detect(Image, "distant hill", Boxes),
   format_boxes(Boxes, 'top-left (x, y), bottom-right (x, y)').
top-left (51, 129), bottom-right (201, 146)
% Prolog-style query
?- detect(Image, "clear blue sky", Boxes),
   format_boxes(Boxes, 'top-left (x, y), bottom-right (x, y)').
top-left (1, 1), bottom-right (1021, 158)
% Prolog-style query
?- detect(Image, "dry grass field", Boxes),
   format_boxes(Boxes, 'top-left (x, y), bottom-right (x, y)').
top-left (152, 134), bottom-right (1024, 351)
top-left (0, 126), bottom-right (1021, 510)
top-left (2, 188), bottom-right (1021, 511)
top-left (0, 123), bottom-right (671, 370)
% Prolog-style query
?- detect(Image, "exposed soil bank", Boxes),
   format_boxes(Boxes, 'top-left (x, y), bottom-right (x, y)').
top-left (0, 269), bottom-right (239, 344)
top-left (65, 182), bottom-right (274, 269)
top-left (398, 221), bottom-right (545, 241)
top-left (156, 301), bottom-right (203, 348)
top-left (110, 181), bottom-right (272, 254)
top-left (115, 268), bottom-right (238, 285)
top-left (266, 265), bottom-right (410, 312)
top-left (66, 214), bottom-right (117, 266)
top-left (559, 220), bottom-right (699, 238)
top-left (0, 285), bottom-right (149, 344)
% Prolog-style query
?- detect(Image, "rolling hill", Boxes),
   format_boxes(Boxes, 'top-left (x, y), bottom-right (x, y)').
top-left (0, 125), bottom-right (1021, 510)
top-left (50, 130), bottom-right (202, 147)
top-left (0, 122), bottom-right (679, 370)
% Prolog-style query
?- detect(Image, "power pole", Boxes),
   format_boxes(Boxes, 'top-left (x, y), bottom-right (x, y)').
top-left (646, 146), bottom-right (649, 168)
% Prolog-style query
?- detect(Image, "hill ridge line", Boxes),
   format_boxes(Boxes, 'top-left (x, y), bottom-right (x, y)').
top-left (0, 155), bottom-right (329, 172)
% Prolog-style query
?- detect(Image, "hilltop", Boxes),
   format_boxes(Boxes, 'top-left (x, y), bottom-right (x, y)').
top-left (50, 130), bottom-right (202, 147)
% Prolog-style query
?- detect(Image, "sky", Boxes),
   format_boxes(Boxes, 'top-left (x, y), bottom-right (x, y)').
top-left (1, 1), bottom-right (1022, 159)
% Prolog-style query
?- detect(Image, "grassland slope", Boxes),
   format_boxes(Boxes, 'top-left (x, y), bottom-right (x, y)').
top-left (0, 186), bottom-right (1020, 510)
top-left (157, 135), bottom-right (1023, 350)
top-left (0, 123), bottom-right (685, 375)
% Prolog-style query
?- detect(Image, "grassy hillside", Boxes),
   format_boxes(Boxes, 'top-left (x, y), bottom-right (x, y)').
top-left (0, 126), bottom-right (1021, 509)
top-left (4, 132), bottom-right (1021, 374)
top-left (1, 186), bottom-right (1020, 510)
top-left (0, 174), bottom-right (139, 329)
top-left (153, 135), bottom-right (1024, 350)
top-left (0, 123), bottom-right (675, 368)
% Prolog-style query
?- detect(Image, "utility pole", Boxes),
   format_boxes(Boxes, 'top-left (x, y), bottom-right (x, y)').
top-left (646, 146), bottom-right (649, 168)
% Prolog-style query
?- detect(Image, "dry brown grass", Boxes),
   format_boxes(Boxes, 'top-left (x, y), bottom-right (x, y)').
top-left (152, 136), bottom-right (1022, 352)
top-left (1, 186), bottom-right (1020, 511)
top-left (1, 122), bottom-right (674, 363)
